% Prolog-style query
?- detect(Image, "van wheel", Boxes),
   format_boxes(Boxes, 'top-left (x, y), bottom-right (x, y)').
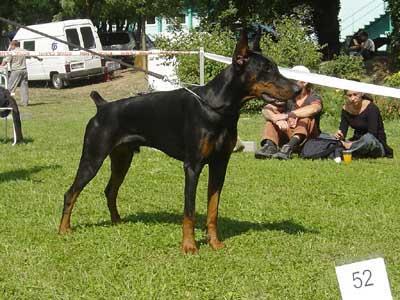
top-left (51, 73), bottom-right (65, 89)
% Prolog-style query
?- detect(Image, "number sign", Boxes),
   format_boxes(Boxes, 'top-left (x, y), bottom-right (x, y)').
top-left (335, 258), bottom-right (392, 300)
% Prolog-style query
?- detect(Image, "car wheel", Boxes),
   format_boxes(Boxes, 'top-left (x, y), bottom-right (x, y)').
top-left (51, 73), bottom-right (65, 89)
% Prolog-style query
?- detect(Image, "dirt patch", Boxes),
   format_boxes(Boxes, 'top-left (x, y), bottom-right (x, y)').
top-left (11, 69), bottom-right (149, 120)
top-left (364, 55), bottom-right (391, 83)
top-left (25, 69), bottom-right (149, 105)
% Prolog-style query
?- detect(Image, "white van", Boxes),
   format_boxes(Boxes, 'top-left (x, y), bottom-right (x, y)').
top-left (13, 19), bottom-right (105, 89)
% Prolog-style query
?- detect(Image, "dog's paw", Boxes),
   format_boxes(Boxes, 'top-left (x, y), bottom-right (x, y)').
top-left (209, 239), bottom-right (225, 250)
top-left (181, 240), bottom-right (198, 254)
top-left (58, 226), bottom-right (72, 234)
top-left (111, 215), bottom-right (122, 224)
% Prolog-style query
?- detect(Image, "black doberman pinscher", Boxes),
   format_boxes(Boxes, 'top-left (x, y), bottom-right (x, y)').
top-left (59, 31), bottom-right (300, 253)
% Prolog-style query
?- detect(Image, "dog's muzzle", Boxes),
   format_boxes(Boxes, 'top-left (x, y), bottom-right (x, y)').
top-left (261, 93), bottom-right (287, 106)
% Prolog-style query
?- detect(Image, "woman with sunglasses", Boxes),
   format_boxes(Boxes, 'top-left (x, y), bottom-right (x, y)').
top-left (334, 90), bottom-right (393, 158)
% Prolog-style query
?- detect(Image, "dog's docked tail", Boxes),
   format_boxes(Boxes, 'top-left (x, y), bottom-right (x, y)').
top-left (90, 91), bottom-right (107, 109)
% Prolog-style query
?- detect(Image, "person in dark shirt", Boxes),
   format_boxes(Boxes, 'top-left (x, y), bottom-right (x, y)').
top-left (255, 65), bottom-right (323, 160)
top-left (334, 90), bottom-right (393, 158)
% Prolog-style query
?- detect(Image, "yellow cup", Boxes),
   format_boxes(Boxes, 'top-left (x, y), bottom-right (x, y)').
top-left (343, 150), bottom-right (352, 164)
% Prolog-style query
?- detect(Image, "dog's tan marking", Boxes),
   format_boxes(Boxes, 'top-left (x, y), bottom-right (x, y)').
top-left (207, 190), bottom-right (225, 250)
top-left (181, 215), bottom-right (197, 254)
top-left (250, 82), bottom-right (294, 100)
top-left (59, 191), bottom-right (80, 234)
top-left (200, 138), bottom-right (215, 158)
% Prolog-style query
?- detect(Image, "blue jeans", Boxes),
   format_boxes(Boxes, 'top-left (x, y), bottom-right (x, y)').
top-left (349, 133), bottom-right (385, 158)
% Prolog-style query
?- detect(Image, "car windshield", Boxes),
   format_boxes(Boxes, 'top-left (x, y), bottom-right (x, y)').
top-left (99, 32), bottom-right (130, 46)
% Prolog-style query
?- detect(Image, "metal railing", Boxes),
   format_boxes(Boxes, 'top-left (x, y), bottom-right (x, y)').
top-left (340, 0), bottom-right (386, 40)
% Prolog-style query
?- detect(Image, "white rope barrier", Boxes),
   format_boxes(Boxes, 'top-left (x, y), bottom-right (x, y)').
top-left (204, 52), bottom-right (232, 64)
top-left (0, 50), bottom-right (199, 57)
top-left (280, 68), bottom-right (400, 99)
top-left (204, 52), bottom-right (400, 99)
top-left (1, 48), bottom-right (399, 98)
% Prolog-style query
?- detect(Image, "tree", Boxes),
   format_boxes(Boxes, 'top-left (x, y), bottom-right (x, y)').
top-left (0, 0), bottom-right (61, 33)
top-left (307, 0), bottom-right (340, 59)
top-left (58, 0), bottom-right (103, 21)
top-left (192, 0), bottom-right (341, 59)
top-left (385, 0), bottom-right (400, 70)
top-left (0, 0), bottom-right (15, 34)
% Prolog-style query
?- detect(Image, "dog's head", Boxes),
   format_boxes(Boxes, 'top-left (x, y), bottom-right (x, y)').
top-left (232, 30), bottom-right (300, 104)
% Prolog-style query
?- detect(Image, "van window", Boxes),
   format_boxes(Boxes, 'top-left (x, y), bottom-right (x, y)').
top-left (80, 27), bottom-right (96, 49)
top-left (99, 32), bottom-right (130, 46)
top-left (23, 41), bottom-right (35, 51)
top-left (66, 28), bottom-right (81, 50)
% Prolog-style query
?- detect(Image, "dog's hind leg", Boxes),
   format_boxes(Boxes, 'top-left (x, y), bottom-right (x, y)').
top-left (181, 161), bottom-right (204, 254)
top-left (207, 157), bottom-right (230, 250)
top-left (59, 157), bottom-right (106, 233)
top-left (59, 127), bottom-right (112, 234)
top-left (104, 145), bottom-right (134, 223)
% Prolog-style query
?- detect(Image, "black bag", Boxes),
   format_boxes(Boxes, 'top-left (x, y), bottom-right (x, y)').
top-left (300, 135), bottom-right (344, 159)
top-left (0, 87), bottom-right (11, 118)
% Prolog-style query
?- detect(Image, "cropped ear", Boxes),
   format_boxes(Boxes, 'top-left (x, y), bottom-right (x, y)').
top-left (232, 29), bottom-right (249, 67)
top-left (252, 26), bottom-right (262, 53)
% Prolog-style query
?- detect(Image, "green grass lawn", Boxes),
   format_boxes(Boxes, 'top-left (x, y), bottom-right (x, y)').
top-left (1, 73), bottom-right (399, 299)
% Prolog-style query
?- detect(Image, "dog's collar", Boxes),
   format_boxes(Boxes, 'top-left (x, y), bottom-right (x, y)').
top-left (183, 87), bottom-right (238, 117)
top-left (183, 86), bottom-right (202, 101)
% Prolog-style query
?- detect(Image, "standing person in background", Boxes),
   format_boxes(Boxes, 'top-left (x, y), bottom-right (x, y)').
top-left (1, 40), bottom-right (30, 106)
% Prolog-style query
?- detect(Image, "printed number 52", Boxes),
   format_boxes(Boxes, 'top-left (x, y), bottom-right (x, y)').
top-left (353, 270), bottom-right (374, 288)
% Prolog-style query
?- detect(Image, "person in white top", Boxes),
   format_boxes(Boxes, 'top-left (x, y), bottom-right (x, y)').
top-left (349, 31), bottom-right (375, 60)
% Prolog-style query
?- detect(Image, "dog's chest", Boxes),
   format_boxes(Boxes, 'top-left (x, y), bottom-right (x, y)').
top-left (199, 130), bottom-right (236, 158)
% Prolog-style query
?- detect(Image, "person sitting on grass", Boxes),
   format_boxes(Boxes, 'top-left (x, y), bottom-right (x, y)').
top-left (254, 65), bottom-right (323, 160)
top-left (334, 89), bottom-right (393, 158)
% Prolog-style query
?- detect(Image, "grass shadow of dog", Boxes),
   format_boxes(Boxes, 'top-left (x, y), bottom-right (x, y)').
top-left (76, 211), bottom-right (318, 241)
top-left (0, 164), bottom-right (61, 183)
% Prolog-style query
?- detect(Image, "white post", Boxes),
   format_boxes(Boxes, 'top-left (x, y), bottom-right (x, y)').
top-left (199, 47), bottom-right (205, 86)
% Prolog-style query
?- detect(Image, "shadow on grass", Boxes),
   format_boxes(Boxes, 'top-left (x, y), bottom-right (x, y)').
top-left (76, 211), bottom-right (318, 240)
top-left (0, 164), bottom-right (61, 183)
top-left (1, 137), bottom-right (34, 144)
top-left (28, 102), bottom-right (61, 106)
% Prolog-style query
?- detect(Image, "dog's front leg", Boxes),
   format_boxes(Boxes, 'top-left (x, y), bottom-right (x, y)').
top-left (207, 157), bottom-right (229, 250)
top-left (181, 161), bottom-right (203, 254)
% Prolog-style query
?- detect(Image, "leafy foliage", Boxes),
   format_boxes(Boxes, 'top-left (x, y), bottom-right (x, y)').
top-left (0, 0), bottom-right (61, 33)
top-left (384, 71), bottom-right (400, 88)
top-left (155, 26), bottom-right (236, 84)
top-left (317, 88), bottom-right (344, 120)
top-left (260, 17), bottom-right (322, 70)
top-left (385, 0), bottom-right (400, 70)
top-left (193, 0), bottom-right (294, 28)
top-left (319, 55), bottom-right (365, 79)
top-left (155, 15), bottom-right (322, 88)
top-left (375, 96), bottom-right (400, 120)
